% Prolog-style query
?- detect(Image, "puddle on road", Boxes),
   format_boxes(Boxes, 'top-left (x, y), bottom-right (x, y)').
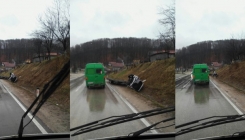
top-left (85, 86), bottom-right (119, 112)
top-left (193, 85), bottom-right (210, 104)
top-left (86, 88), bottom-right (106, 112)
top-left (186, 81), bottom-right (194, 93)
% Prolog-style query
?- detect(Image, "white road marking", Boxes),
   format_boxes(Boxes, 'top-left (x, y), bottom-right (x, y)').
top-left (2, 83), bottom-right (48, 134)
top-left (76, 81), bottom-right (86, 92)
top-left (106, 83), bottom-right (158, 134)
top-left (210, 80), bottom-right (243, 115)
top-left (76, 86), bottom-right (81, 92)
top-left (182, 80), bottom-right (191, 89)
top-left (75, 86), bottom-right (79, 92)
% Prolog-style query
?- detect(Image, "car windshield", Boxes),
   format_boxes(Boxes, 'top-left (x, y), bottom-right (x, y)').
top-left (70, 61), bottom-right (175, 139)
top-left (0, 0), bottom-right (70, 138)
top-left (3, 0), bottom-right (245, 139)
top-left (175, 1), bottom-right (245, 138)
top-left (177, 63), bottom-right (245, 140)
top-left (0, 60), bottom-right (70, 139)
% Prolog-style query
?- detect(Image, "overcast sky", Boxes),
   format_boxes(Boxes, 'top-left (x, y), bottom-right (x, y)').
top-left (71, 0), bottom-right (173, 46)
top-left (176, 0), bottom-right (245, 49)
top-left (0, 0), bottom-right (52, 40)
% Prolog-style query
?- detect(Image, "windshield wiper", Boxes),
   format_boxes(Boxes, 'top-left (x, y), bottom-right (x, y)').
top-left (232, 131), bottom-right (245, 138)
top-left (17, 61), bottom-right (70, 138)
top-left (129, 117), bottom-right (175, 137)
top-left (70, 106), bottom-right (175, 136)
top-left (176, 114), bottom-right (245, 136)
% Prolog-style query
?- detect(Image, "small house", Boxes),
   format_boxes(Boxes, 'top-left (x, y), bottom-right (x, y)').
top-left (211, 62), bottom-right (223, 70)
top-left (2, 61), bottom-right (16, 70)
top-left (108, 62), bottom-right (124, 71)
top-left (149, 50), bottom-right (175, 62)
top-left (32, 52), bottom-right (59, 62)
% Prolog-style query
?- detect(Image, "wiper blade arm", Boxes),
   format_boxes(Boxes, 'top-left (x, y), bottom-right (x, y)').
top-left (18, 61), bottom-right (70, 138)
top-left (176, 114), bottom-right (245, 136)
top-left (176, 114), bottom-right (241, 128)
top-left (33, 61), bottom-right (70, 115)
top-left (130, 117), bottom-right (175, 137)
top-left (232, 131), bottom-right (245, 138)
top-left (70, 108), bottom-right (163, 131)
top-left (71, 106), bottom-right (175, 136)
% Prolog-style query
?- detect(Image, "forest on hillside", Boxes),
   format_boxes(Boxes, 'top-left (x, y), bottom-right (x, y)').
top-left (0, 39), bottom-right (64, 64)
top-left (70, 37), bottom-right (175, 69)
top-left (176, 39), bottom-right (245, 68)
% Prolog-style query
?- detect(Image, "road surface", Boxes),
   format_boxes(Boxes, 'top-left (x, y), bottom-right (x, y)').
top-left (0, 81), bottom-right (50, 136)
top-left (176, 75), bottom-right (245, 140)
top-left (70, 75), bottom-right (153, 140)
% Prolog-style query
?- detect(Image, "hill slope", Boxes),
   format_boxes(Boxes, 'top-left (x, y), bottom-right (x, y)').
top-left (1, 55), bottom-right (70, 111)
top-left (108, 58), bottom-right (175, 107)
top-left (217, 61), bottom-right (245, 92)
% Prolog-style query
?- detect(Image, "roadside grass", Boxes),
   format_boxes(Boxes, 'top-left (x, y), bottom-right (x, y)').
top-left (0, 55), bottom-right (70, 112)
top-left (108, 58), bottom-right (175, 107)
top-left (217, 61), bottom-right (245, 93)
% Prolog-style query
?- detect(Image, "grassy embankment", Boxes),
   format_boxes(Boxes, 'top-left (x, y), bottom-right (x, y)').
top-left (0, 55), bottom-right (70, 112)
top-left (217, 61), bottom-right (245, 93)
top-left (108, 58), bottom-right (175, 108)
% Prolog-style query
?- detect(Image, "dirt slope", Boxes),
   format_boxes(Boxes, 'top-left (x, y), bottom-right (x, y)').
top-left (1, 56), bottom-right (70, 109)
top-left (108, 58), bottom-right (175, 107)
top-left (217, 61), bottom-right (245, 92)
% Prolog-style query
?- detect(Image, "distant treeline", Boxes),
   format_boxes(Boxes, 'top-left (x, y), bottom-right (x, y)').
top-left (0, 39), bottom-right (63, 64)
top-left (176, 39), bottom-right (245, 68)
top-left (70, 37), bottom-right (174, 68)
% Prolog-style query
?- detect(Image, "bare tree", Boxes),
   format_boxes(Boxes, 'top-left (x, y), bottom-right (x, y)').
top-left (31, 27), bottom-right (55, 60)
top-left (158, 4), bottom-right (175, 50)
top-left (227, 35), bottom-right (239, 62)
top-left (33, 38), bottom-right (43, 63)
top-left (238, 32), bottom-right (245, 60)
top-left (34, 0), bottom-right (70, 53)
top-left (41, 30), bottom-right (54, 60)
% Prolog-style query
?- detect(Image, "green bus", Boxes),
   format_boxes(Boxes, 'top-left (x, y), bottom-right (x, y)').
top-left (85, 63), bottom-right (105, 88)
top-left (191, 64), bottom-right (209, 85)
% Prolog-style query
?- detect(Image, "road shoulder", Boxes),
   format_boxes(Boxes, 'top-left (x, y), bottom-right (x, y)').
top-left (210, 77), bottom-right (245, 113)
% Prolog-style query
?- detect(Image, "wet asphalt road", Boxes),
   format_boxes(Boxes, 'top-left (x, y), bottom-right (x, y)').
top-left (0, 81), bottom-right (47, 136)
top-left (70, 76), bottom-right (151, 140)
top-left (176, 75), bottom-right (245, 140)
